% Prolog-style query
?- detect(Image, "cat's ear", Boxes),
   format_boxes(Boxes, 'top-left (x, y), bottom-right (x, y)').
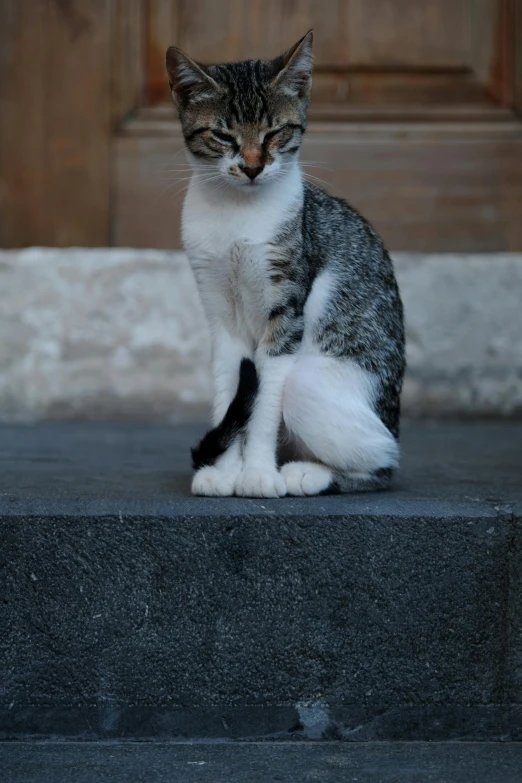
top-left (272, 30), bottom-right (313, 99)
top-left (166, 46), bottom-right (219, 107)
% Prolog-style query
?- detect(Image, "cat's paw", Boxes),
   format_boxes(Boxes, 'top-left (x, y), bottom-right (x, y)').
top-left (234, 467), bottom-right (286, 498)
top-left (281, 461), bottom-right (333, 496)
top-left (191, 466), bottom-right (237, 497)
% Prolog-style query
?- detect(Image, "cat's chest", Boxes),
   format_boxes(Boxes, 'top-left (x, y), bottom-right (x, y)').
top-left (190, 238), bottom-right (271, 343)
top-left (182, 178), bottom-right (302, 341)
top-left (182, 188), bottom-right (282, 259)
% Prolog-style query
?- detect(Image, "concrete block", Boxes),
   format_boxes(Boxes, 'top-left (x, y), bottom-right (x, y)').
top-left (0, 249), bottom-right (521, 420)
top-left (1, 422), bottom-right (521, 740)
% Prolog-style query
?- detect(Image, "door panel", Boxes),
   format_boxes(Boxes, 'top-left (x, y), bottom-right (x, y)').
top-left (146, 0), bottom-right (500, 106)
top-left (345, 0), bottom-right (470, 68)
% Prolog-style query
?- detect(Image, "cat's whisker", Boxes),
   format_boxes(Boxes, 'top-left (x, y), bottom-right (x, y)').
top-left (167, 174), bottom-right (232, 203)
top-left (195, 175), bottom-right (227, 185)
top-left (154, 162), bottom-right (184, 170)
top-left (302, 170), bottom-right (327, 180)
top-left (302, 165), bottom-right (332, 173)
top-left (158, 171), bottom-right (195, 178)
top-left (160, 168), bottom-right (221, 180)
top-left (157, 176), bottom-right (196, 186)
top-left (167, 184), bottom-right (191, 202)
top-left (154, 149), bottom-right (189, 168)
top-left (300, 160), bottom-right (329, 168)
top-left (302, 173), bottom-right (330, 188)
top-left (147, 181), bottom-right (187, 211)
top-left (149, 171), bottom-right (223, 207)
top-left (164, 174), bottom-right (228, 197)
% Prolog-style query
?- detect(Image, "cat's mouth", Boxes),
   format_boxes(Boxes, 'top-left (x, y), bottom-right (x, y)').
top-left (238, 177), bottom-right (266, 189)
top-left (226, 173), bottom-right (268, 191)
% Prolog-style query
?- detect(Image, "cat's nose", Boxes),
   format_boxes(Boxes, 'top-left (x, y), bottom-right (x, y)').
top-left (239, 164), bottom-right (264, 180)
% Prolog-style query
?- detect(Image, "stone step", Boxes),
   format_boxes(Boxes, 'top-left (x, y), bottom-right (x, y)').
top-left (1, 422), bottom-right (521, 741)
top-left (2, 741), bottom-right (522, 783)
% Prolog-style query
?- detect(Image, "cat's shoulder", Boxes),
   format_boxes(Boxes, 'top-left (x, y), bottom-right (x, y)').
top-left (303, 181), bottom-right (383, 246)
top-left (303, 181), bottom-right (366, 221)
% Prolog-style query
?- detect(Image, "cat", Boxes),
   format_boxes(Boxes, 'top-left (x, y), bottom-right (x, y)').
top-left (166, 31), bottom-right (405, 498)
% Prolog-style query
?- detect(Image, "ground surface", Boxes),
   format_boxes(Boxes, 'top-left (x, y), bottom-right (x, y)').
top-left (1, 420), bottom-right (521, 515)
top-left (2, 741), bottom-right (522, 783)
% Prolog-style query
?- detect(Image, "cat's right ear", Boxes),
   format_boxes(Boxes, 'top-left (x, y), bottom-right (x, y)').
top-left (166, 47), bottom-right (219, 107)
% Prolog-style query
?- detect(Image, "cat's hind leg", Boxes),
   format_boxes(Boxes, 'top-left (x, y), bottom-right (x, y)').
top-left (281, 356), bottom-right (398, 495)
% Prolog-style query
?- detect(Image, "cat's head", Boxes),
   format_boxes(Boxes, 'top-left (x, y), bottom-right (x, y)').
top-left (166, 32), bottom-right (313, 191)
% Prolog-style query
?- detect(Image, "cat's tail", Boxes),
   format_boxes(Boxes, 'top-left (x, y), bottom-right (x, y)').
top-left (329, 467), bottom-right (394, 493)
top-left (191, 358), bottom-right (258, 470)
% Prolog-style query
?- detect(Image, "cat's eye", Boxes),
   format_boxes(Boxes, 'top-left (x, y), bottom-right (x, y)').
top-left (264, 127), bottom-right (287, 142)
top-left (263, 124), bottom-right (303, 145)
top-left (211, 130), bottom-right (236, 147)
top-left (263, 125), bottom-right (291, 142)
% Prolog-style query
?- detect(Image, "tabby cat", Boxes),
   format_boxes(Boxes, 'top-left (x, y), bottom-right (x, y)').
top-left (166, 31), bottom-right (405, 497)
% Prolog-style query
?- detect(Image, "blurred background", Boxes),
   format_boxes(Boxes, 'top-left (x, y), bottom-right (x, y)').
top-left (0, 0), bottom-right (521, 422)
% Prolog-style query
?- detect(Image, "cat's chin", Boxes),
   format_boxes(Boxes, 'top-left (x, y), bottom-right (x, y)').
top-left (228, 177), bottom-right (274, 193)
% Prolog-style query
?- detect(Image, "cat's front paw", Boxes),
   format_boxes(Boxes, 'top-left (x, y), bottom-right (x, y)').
top-left (234, 467), bottom-right (286, 498)
top-left (192, 466), bottom-right (237, 497)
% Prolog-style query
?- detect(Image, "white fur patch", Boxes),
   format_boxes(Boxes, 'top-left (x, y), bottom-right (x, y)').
top-left (281, 461), bottom-right (333, 496)
top-left (183, 161), bottom-right (303, 262)
top-left (191, 442), bottom-right (243, 497)
top-left (303, 270), bottom-right (334, 336)
top-left (234, 467), bottom-right (286, 498)
top-left (192, 465), bottom-right (237, 497)
top-left (238, 353), bottom-right (295, 494)
top-left (283, 356), bottom-right (399, 472)
top-left (183, 163), bottom-right (303, 355)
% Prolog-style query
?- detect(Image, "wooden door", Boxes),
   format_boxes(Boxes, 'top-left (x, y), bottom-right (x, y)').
top-left (1, 1), bottom-right (520, 249)
top-left (114, 0), bottom-right (522, 251)
top-left (144, 0), bottom-right (517, 111)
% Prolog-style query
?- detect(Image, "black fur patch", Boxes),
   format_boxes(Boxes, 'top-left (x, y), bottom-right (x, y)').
top-left (191, 358), bottom-right (259, 470)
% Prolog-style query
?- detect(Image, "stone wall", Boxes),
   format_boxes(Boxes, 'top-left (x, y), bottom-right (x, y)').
top-left (1, 249), bottom-right (521, 421)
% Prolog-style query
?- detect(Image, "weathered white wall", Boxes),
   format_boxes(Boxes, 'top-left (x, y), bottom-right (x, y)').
top-left (1, 249), bottom-right (521, 421)
top-left (398, 253), bottom-right (522, 417)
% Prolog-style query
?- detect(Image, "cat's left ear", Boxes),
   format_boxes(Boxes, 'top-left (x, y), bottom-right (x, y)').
top-left (272, 30), bottom-right (313, 100)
